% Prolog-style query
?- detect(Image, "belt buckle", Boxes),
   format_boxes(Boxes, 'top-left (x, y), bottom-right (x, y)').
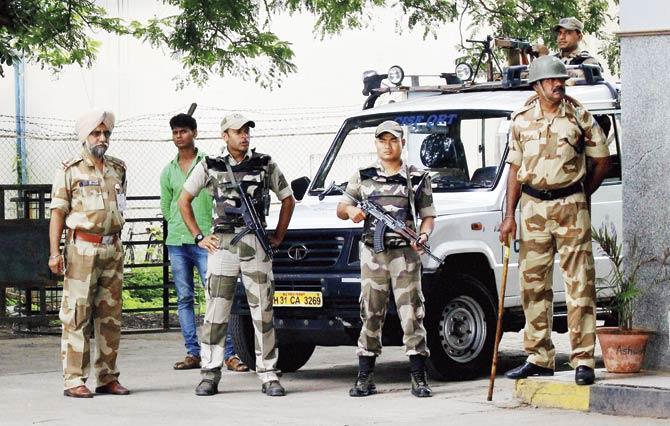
top-left (101, 235), bottom-right (114, 244)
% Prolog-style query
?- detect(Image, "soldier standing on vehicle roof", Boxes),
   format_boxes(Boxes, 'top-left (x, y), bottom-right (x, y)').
top-left (178, 113), bottom-right (295, 397)
top-left (553, 17), bottom-right (600, 67)
top-left (336, 120), bottom-right (436, 398)
top-left (499, 56), bottom-right (611, 386)
top-left (48, 109), bottom-right (130, 398)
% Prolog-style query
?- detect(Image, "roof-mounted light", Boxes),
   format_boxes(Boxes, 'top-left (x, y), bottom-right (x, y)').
top-left (455, 63), bottom-right (473, 81)
top-left (387, 65), bottom-right (405, 85)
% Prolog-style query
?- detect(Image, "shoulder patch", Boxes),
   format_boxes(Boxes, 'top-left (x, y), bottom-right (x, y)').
top-left (579, 50), bottom-right (593, 58)
top-left (61, 157), bottom-right (83, 170)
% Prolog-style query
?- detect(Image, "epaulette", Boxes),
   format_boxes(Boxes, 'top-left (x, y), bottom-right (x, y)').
top-left (105, 155), bottom-right (127, 171)
top-left (512, 96), bottom-right (536, 120)
top-left (564, 94), bottom-right (585, 109)
top-left (61, 157), bottom-right (83, 170)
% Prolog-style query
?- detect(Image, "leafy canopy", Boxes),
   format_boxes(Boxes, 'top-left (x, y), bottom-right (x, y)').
top-left (0, 0), bottom-right (618, 87)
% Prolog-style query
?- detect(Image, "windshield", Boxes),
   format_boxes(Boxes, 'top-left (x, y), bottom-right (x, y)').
top-left (311, 110), bottom-right (511, 193)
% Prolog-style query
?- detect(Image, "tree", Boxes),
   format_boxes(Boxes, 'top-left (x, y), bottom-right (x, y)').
top-left (455, 0), bottom-right (619, 75)
top-left (0, 0), bottom-right (458, 87)
top-left (0, 1), bottom-right (619, 87)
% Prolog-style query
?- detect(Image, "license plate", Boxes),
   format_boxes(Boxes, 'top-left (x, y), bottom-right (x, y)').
top-left (273, 291), bottom-right (323, 308)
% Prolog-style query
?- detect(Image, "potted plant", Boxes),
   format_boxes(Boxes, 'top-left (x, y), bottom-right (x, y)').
top-left (592, 223), bottom-right (670, 373)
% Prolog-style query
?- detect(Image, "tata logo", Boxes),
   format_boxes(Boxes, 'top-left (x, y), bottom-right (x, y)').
top-left (287, 244), bottom-right (309, 261)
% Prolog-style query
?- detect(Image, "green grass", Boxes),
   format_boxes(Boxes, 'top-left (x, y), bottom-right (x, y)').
top-left (122, 266), bottom-right (205, 313)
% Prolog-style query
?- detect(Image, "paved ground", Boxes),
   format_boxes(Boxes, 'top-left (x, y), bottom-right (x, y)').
top-left (0, 329), bottom-right (664, 426)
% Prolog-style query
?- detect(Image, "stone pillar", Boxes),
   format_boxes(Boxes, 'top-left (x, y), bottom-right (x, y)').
top-left (620, 0), bottom-right (670, 370)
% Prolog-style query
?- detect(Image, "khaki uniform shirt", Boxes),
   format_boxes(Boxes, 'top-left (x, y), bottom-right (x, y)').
top-left (183, 150), bottom-right (293, 205)
top-left (50, 149), bottom-right (127, 235)
top-left (506, 95), bottom-right (609, 190)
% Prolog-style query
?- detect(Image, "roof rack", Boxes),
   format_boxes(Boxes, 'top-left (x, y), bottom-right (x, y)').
top-left (362, 63), bottom-right (608, 109)
top-left (502, 63), bottom-right (604, 88)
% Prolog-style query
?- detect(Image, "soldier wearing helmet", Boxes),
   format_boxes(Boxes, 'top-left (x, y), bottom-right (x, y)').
top-left (498, 56), bottom-right (611, 386)
top-left (553, 17), bottom-right (600, 67)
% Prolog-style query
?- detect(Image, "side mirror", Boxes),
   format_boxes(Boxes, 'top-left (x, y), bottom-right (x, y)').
top-left (291, 176), bottom-right (311, 201)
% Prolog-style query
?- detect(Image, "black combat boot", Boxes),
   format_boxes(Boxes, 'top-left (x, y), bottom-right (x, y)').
top-left (409, 355), bottom-right (432, 398)
top-left (349, 356), bottom-right (377, 397)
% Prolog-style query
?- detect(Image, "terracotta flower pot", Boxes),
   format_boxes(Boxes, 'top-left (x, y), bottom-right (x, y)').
top-left (596, 327), bottom-right (653, 373)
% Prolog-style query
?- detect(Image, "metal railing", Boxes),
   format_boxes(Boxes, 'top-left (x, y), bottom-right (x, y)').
top-left (0, 189), bottom-right (176, 333)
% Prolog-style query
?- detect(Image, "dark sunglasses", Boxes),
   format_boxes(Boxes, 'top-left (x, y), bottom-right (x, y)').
top-left (90, 130), bottom-right (112, 138)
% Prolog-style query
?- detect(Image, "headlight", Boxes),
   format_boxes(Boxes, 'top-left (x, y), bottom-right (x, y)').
top-left (387, 65), bottom-right (404, 85)
top-left (455, 63), bottom-right (473, 81)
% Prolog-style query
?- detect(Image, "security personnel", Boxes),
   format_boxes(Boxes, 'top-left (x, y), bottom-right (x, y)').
top-left (499, 56), bottom-right (611, 385)
top-left (178, 113), bottom-right (295, 397)
top-left (553, 17), bottom-right (600, 67)
top-left (48, 110), bottom-right (130, 398)
top-left (336, 120), bottom-right (436, 398)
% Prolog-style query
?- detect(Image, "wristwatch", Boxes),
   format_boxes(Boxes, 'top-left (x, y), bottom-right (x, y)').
top-left (194, 233), bottom-right (205, 245)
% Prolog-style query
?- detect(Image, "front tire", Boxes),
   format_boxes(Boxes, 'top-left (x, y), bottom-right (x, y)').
top-left (426, 273), bottom-right (497, 380)
top-left (229, 313), bottom-right (316, 372)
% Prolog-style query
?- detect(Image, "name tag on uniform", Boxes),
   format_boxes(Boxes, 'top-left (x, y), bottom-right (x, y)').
top-left (79, 180), bottom-right (100, 187)
top-left (115, 183), bottom-right (127, 213)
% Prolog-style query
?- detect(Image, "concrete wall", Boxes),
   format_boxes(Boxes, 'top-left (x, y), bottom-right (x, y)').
top-left (620, 0), bottom-right (670, 370)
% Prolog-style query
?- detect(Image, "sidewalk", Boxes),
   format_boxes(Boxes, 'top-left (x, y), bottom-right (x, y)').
top-left (515, 369), bottom-right (670, 418)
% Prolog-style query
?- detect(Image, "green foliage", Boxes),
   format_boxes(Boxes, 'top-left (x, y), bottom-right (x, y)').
top-left (0, 0), bottom-right (459, 88)
top-left (1, 1), bottom-right (620, 86)
top-left (593, 223), bottom-right (670, 329)
top-left (455, 0), bottom-right (619, 78)
top-left (122, 266), bottom-right (205, 313)
top-left (0, 0), bottom-right (128, 77)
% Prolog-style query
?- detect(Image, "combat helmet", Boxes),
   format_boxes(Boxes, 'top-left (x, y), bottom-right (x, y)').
top-left (528, 56), bottom-right (569, 83)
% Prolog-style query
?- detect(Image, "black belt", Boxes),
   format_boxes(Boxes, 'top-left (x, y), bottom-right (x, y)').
top-left (521, 183), bottom-right (583, 201)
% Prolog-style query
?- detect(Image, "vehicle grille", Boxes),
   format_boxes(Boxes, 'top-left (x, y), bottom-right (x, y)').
top-left (273, 230), bottom-right (345, 269)
top-left (274, 280), bottom-right (322, 291)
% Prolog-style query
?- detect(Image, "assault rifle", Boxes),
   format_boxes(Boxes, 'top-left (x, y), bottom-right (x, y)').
top-left (321, 183), bottom-right (444, 265)
top-left (223, 182), bottom-right (277, 259)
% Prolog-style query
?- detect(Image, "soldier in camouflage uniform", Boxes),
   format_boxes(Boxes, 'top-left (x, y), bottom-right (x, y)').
top-left (179, 113), bottom-right (295, 397)
top-left (552, 17), bottom-right (600, 68)
top-left (499, 56), bottom-right (611, 386)
top-left (336, 120), bottom-right (436, 398)
top-left (48, 110), bottom-right (130, 398)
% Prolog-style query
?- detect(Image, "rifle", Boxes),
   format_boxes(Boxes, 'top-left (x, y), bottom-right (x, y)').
top-left (494, 38), bottom-right (540, 66)
top-left (223, 181), bottom-right (277, 260)
top-left (323, 183), bottom-right (444, 265)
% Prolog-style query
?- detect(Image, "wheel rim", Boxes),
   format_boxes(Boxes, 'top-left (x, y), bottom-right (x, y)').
top-left (438, 295), bottom-right (487, 363)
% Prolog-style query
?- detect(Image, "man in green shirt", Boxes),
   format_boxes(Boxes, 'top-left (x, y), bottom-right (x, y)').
top-left (160, 113), bottom-right (247, 372)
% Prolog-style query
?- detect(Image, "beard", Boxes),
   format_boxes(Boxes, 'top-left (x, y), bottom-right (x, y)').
top-left (87, 143), bottom-right (108, 159)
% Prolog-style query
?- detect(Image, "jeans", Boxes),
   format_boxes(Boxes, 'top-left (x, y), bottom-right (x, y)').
top-left (167, 244), bottom-right (235, 359)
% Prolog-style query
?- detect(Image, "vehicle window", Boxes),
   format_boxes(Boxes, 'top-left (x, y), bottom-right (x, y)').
top-left (593, 113), bottom-right (621, 184)
top-left (312, 110), bottom-right (510, 192)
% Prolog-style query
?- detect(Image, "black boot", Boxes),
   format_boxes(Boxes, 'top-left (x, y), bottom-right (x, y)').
top-left (575, 366), bottom-right (595, 385)
top-left (349, 356), bottom-right (377, 397)
top-left (410, 355), bottom-right (432, 397)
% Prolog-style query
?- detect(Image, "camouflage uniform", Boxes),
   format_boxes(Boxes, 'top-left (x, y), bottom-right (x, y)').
top-left (554, 50), bottom-right (600, 67)
top-left (340, 161), bottom-right (435, 357)
top-left (183, 149), bottom-right (292, 384)
top-left (51, 149), bottom-right (127, 390)
top-left (506, 94), bottom-right (609, 369)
